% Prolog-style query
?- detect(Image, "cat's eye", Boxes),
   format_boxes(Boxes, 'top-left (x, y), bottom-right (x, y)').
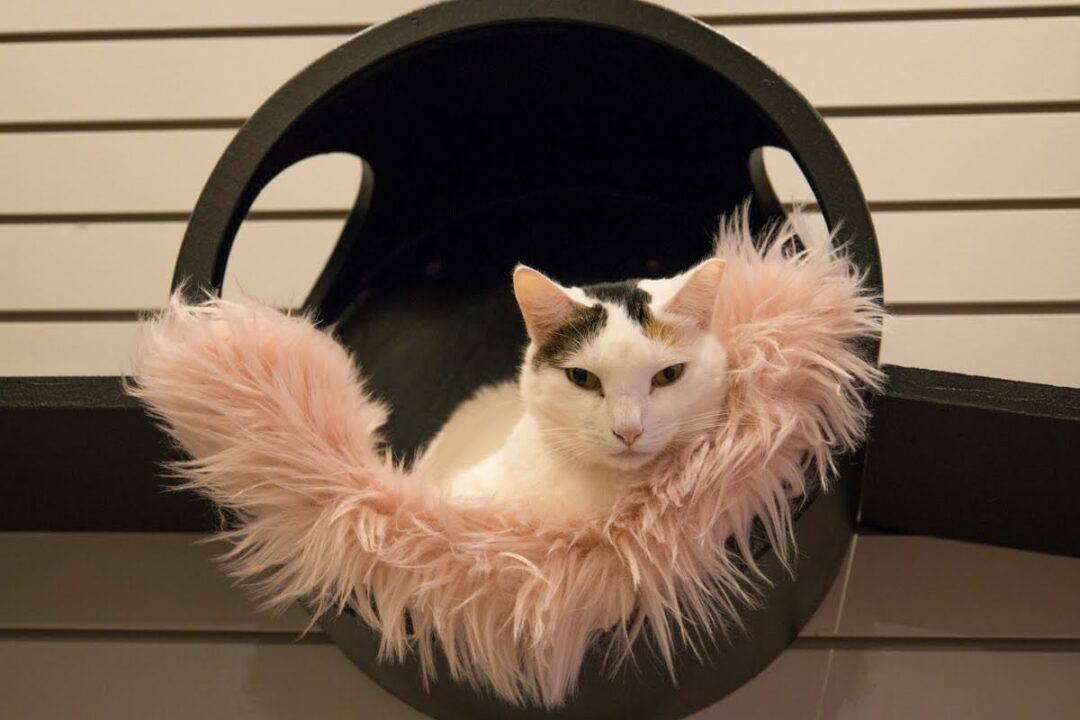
top-left (565, 367), bottom-right (602, 391)
top-left (652, 363), bottom-right (686, 388)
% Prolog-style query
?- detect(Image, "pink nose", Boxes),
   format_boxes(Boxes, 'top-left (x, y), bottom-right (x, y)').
top-left (614, 428), bottom-right (642, 447)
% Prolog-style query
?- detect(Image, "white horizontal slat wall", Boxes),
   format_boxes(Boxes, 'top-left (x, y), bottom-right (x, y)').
top-left (2, 1), bottom-right (1079, 718)
top-left (1, 116), bottom-right (1078, 383)
top-left (8, 310), bottom-right (1078, 386)
top-left (2, 7), bottom-right (1078, 386)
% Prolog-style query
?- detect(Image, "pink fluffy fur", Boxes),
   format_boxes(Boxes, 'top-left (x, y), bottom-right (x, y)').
top-left (128, 211), bottom-right (882, 707)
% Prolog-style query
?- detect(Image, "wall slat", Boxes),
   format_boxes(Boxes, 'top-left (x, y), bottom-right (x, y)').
top-left (0, 130), bottom-right (361, 215)
top-left (4, 1), bottom-right (1075, 35)
top-left (0, 221), bottom-right (341, 312)
top-left (3, 19), bottom-right (1077, 123)
top-left (0, 321), bottom-right (142, 375)
top-left (767, 114), bottom-right (1080, 203)
top-left (2, 115), bottom-right (1077, 216)
top-left (879, 313), bottom-right (1080, 387)
top-left (3, 211), bottom-right (1078, 312)
top-left (874, 210), bottom-right (1080, 305)
top-left (2, 314), bottom-right (1078, 387)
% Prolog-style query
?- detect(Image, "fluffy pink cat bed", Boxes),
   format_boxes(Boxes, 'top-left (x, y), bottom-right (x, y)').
top-left (129, 213), bottom-right (881, 707)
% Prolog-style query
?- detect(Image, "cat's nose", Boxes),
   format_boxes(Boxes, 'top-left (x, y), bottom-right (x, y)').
top-left (613, 428), bottom-right (642, 447)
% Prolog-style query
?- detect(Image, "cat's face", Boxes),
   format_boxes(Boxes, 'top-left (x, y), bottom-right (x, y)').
top-left (515, 258), bottom-right (728, 472)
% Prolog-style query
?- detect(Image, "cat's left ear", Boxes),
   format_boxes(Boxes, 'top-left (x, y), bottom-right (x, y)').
top-left (663, 258), bottom-right (726, 330)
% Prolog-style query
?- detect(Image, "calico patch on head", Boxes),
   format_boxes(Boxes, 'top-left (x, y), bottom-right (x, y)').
top-left (583, 281), bottom-right (651, 325)
top-left (582, 280), bottom-right (679, 347)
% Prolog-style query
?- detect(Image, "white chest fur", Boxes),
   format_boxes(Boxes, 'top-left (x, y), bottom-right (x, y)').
top-left (419, 381), bottom-right (627, 512)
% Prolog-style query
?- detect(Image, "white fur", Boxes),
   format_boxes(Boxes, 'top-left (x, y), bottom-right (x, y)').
top-left (421, 262), bottom-right (728, 514)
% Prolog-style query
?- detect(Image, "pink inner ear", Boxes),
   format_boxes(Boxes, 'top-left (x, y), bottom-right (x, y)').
top-left (513, 266), bottom-right (579, 343)
top-left (663, 258), bottom-right (726, 329)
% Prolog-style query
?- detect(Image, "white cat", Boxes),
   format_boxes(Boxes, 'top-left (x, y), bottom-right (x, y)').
top-left (418, 258), bottom-right (729, 513)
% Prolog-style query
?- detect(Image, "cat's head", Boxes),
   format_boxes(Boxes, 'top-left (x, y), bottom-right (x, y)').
top-left (514, 258), bottom-right (728, 472)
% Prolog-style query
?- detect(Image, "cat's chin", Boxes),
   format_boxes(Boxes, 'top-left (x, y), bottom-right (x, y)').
top-left (599, 448), bottom-right (657, 472)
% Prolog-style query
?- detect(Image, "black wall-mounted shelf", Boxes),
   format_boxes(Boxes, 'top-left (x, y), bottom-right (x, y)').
top-left (861, 366), bottom-right (1079, 557)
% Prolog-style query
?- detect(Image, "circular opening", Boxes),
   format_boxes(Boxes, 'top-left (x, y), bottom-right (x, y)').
top-left (223, 152), bottom-right (365, 310)
top-left (750, 145), bottom-right (831, 241)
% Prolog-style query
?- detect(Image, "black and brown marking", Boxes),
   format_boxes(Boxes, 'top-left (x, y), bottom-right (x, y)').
top-left (531, 281), bottom-right (680, 368)
top-left (532, 302), bottom-right (608, 369)
top-left (584, 280), bottom-right (652, 325)
top-left (584, 280), bottom-right (679, 346)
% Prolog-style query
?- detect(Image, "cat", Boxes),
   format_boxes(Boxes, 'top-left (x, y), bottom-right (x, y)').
top-left (417, 257), bottom-right (729, 513)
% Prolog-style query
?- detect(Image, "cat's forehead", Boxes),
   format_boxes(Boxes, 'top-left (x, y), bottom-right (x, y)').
top-left (579, 305), bottom-right (676, 371)
top-left (580, 280), bottom-right (680, 346)
top-left (530, 279), bottom-right (684, 370)
top-left (565, 281), bottom-right (680, 365)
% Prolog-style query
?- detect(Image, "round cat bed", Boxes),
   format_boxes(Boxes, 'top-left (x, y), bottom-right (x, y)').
top-left (163, 1), bottom-right (882, 718)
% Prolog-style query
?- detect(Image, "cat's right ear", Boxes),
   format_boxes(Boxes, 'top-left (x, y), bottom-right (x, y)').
top-left (663, 257), bottom-right (726, 330)
top-left (513, 265), bottom-right (579, 344)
